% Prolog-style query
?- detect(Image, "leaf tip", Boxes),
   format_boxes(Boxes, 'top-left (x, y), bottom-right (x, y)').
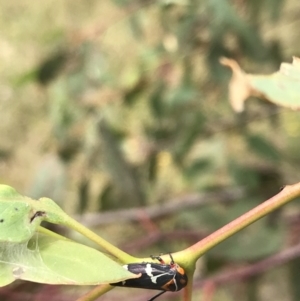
top-left (220, 57), bottom-right (251, 112)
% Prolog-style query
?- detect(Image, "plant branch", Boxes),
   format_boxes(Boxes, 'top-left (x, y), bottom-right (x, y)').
top-left (75, 284), bottom-right (113, 301)
top-left (76, 188), bottom-right (243, 227)
top-left (197, 243), bottom-right (300, 287)
top-left (65, 217), bottom-right (136, 263)
top-left (187, 182), bottom-right (300, 261)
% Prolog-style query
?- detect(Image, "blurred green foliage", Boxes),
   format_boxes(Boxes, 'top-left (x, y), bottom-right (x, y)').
top-left (1, 0), bottom-right (300, 300)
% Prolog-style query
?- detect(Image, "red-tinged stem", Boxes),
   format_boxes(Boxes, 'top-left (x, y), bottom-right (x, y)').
top-left (187, 183), bottom-right (300, 261)
top-left (183, 272), bottom-right (194, 301)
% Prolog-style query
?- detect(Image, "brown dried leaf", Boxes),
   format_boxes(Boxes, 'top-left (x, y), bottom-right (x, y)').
top-left (220, 57), bottom-right (300, 112)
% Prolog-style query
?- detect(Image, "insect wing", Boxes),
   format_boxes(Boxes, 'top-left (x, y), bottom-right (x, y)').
top-left (111, 263), bottom-right (176, 291)
top-left (111, 255), bottom-right (188, 296)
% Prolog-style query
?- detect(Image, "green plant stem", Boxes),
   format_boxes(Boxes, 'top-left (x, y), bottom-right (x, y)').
top-left (65, 217), bottom-right (136, 263)
top-left (183, 270), bottom-right (194, 301)
top-left (187, 182), bottom-right (300, 261)
top-left (76, 284), bottom-right (113, 301)
top-left (37, 226), bottom-right (69, 240)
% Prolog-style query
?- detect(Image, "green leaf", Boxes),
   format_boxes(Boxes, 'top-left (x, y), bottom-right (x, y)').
top-left (184, 159), bottom-right (212, 179)
top-left (166, 85), bottom-right (198, 108)
top-left (221, 57), bottom-right (300, 111)
top-left (149, 82), bottom-right (166, 119)
top-left (228, 161), bottom-right (260, 189)
top-left (0, 185), bottom-right (44, 243)
top-left (246, 134), bottom-right (280, 162)
top-left (0, 234), bottom-right (136, 286)
top-left (0, 185), bottom-right (70, 243)
top-left (36, 51), bottom-right (69, 85)
top-left (0, 185), bottom-right (22, 198)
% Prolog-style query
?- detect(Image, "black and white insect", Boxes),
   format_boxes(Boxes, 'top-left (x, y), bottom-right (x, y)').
top-left (111, 254), bottom-right (188, 301)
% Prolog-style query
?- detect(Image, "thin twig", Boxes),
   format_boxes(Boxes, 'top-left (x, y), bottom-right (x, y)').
top-left (76, 188), bottom-right (244, 227)
top-left (197, 243), bottom-right (300, 287)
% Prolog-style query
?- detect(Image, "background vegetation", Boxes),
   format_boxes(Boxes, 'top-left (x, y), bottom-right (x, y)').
top-left (0, 0), bottom-right (300, 300)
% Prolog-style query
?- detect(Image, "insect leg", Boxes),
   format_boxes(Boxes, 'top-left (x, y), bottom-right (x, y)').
top-left (168, 253), bottom-right (175, 265)
top-left (150, 255), bottom-right (165, 264)
top-left (148, 291), bottom-right (166, 301)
